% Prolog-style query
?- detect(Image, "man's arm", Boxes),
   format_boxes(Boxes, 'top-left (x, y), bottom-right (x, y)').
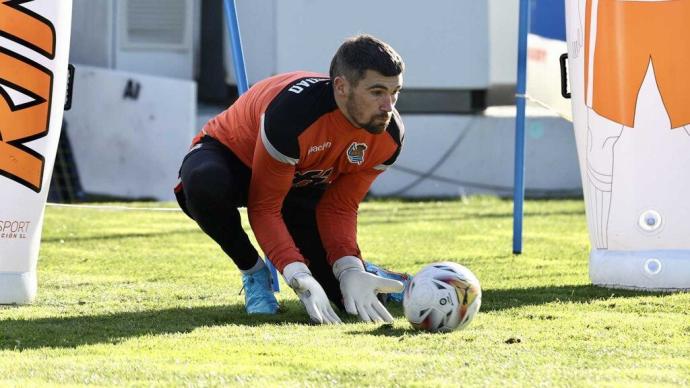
top-left (248, 127), bottom-right (341, 324)
top-left (247, 136), bottom-right (304, 271)
top-left (317, 168), bottom-right (403, 323)
top-left (315, 169), bottom-right (381, 264)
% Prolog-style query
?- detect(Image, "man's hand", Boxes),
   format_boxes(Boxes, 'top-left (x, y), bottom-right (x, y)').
top-left (333, 256), bottom-right (404, 323)
top-left (283, 262), bottom-right (342, 324)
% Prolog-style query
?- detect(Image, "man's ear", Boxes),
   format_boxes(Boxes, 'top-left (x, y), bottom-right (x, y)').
top-left (333, 76), bottom-right (348, 96)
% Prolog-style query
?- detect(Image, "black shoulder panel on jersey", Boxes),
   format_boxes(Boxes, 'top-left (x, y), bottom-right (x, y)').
top-left (263, 77), bottom-right (335, 160)
top-left (382, 109), bottom-right (405, 166)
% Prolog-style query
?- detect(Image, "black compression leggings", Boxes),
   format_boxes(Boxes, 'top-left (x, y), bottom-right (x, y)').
top-left (176, 136), bottom-right (343, 307)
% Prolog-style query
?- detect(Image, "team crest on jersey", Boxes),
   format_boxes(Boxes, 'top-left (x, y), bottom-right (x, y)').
top-left (346, 142), bottom-right (368, 165)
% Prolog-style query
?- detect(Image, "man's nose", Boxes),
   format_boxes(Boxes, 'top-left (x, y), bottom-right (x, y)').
top-left (380, 95), bottom-right (394, 112)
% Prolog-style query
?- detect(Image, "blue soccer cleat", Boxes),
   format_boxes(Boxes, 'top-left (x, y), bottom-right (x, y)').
top-left (364, 261), bottom-right (412, 304)
top-left (242, 265), bottom-right (279, 314)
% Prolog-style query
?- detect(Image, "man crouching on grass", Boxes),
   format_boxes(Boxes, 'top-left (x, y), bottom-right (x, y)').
top-left (175, 34), bottom-right (410, 324)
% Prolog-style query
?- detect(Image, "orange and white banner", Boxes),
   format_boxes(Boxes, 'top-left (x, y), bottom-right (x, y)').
top-left (566, 0), bottom-right (690, 290)
top-left (0, 0), bottom-right (73, 303)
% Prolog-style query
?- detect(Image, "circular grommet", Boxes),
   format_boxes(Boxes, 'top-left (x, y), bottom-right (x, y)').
top-left (638, 210), bottom-right (662, 232)
top-left (643, 258), bottom-right (662, 276)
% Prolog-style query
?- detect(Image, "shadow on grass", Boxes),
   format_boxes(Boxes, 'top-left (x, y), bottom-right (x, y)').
top-left (1, 285), bottom-right (669, 347)
top-left (481, 284), bottom-right (668, 312)
top-left (0, 302), bottom-right (314, 351)
top-left (348, 284), bottom-right (670, 337)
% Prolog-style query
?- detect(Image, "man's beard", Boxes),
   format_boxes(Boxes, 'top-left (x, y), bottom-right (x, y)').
top-left (346, 94), bottom-right (390, 134)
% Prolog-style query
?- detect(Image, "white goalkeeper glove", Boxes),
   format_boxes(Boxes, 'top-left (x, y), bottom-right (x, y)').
top-left (283, 262), bottom-right (342, 324)
top-left (333, 256), bottom-right (404, 324)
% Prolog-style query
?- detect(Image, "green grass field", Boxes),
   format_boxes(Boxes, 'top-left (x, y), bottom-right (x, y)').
top-left (1, 197), bottom-right (689, 386)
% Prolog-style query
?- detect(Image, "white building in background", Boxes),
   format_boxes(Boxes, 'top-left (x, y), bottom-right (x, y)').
top-left (63, 0), bottom-right (578, 201)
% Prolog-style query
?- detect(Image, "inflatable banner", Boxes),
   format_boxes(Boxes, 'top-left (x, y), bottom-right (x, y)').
top-left (565, 0), bottom-right (690, 290)
top-left (0, 0), bottom-right (73, 303)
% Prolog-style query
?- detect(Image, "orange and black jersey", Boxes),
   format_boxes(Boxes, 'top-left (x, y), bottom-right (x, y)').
top-left (199, 71), bottom-right (404, 271)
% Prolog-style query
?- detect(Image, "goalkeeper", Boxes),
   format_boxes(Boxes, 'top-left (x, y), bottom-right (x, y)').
top-left (175, 34), bottom-right (409, 324)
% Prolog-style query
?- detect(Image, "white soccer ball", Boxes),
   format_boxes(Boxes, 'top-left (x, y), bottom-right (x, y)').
top-left (403, 262), bottom-right (482, 332)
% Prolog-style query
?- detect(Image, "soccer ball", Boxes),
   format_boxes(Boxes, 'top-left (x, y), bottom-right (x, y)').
top-left (403, 262), bottom-right (482, 332)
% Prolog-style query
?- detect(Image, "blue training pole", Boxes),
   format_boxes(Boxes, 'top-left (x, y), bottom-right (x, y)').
top-left (223, 0), bottom-right (280, 291)
top-left (223, 0), bottom-right (249, 95)
top-left (512, 0), bottom-right (530, 254)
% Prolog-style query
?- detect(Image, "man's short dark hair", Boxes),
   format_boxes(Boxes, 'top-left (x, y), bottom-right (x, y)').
top-left (329, 34), bottom-right (405, 85)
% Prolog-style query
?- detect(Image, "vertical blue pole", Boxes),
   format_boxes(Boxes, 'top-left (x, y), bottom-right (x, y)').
top-left (512, 0), bottom-right (530, 254)
top-left (223, 0), bottom-right (280, 291)
top-left (223, 0), bottom-right (249, 95)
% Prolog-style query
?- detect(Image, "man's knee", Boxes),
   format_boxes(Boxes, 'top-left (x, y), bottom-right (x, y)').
top-left (182, 164), bottom-right (232, 207)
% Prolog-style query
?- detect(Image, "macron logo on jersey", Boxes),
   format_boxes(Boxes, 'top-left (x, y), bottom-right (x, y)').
top-left (288, 78), bottom-right (324, 94)
top-left (307, 141), bottom-right (332, 155)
